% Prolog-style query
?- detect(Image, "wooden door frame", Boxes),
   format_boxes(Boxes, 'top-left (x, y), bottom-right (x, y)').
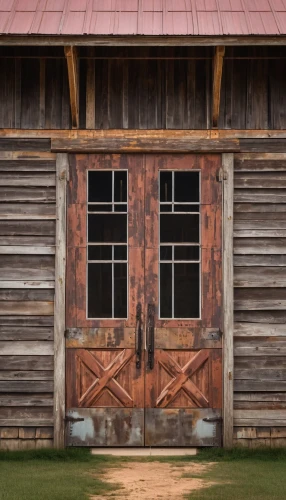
top-left (53, 149), bottom-right (234, 448)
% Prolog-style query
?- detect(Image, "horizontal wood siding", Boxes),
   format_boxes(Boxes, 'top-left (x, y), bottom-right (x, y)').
top-left (1, 47), bottom-right (286, 130)
top-left (0, 142), bottom-right (56, 450)
top-left (234, 153), bottom-right (286, 448)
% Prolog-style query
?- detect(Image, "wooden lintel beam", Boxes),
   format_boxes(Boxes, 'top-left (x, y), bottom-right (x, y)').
top-left (64, 46), bottom-right (79, 129)
top-left (51, 138), bottom-right (240, 153)
top-left (212, 46), bottom-right (225, 128)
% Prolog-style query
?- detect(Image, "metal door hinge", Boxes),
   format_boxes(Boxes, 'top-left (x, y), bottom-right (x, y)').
top-left (203, 417), bottom-right (223, 423)
top-left (65, 416), bottom-right (85, 423)
top-left (217, 169), bottom-right (228, 182)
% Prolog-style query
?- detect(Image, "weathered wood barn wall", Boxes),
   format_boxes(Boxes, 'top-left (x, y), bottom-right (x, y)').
top-left (0, 45), bottom-right (286, 449)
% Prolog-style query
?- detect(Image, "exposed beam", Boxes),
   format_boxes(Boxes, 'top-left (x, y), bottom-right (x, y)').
top-left (51, 138), bottom-right (240, 153)
top-left (64, 46), bottom-right (79, 129)
top-left (2, 36), bottom-right (286, 46)
top-left (2, 129), bottom-right (286, 140)
top-left (212, 46), bottom-right (225, 128)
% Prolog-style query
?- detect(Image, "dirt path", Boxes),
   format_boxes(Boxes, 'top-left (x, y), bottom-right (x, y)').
top-left (93, 462), bottom-right (215, 500)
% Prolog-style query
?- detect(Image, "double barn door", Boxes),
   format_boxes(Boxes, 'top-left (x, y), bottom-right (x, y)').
top-left (65, 153), bottom-right (222, 447)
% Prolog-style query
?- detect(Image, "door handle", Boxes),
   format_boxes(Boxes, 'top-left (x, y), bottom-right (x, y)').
top-left (135, 303), bottom-right (142, 369)
top-left (147, 303), bottom-right (155, 370)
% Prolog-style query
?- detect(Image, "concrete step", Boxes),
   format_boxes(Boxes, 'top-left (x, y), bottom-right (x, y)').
top-left (90, 448), bottom-right (197, 456)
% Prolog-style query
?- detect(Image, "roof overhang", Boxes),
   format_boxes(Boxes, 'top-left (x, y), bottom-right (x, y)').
top-left (1, 35), bottom-right (286, 46)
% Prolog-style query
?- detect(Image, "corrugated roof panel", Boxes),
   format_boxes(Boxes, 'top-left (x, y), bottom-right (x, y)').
top-left (0, 0), bottom-right (14, 10)
top-left (218, 0), bottom-right (243, 11)
top-left (197, 12), bottom-right (221, 35)
top-left (37, 11), bottom-right (62, 34)
top-left (15, 0), bottom-right (38, 11)
top-left (164, 12), bottom-right (193, 35)
top-left (260, 11), bottom-right (280, 33)
top-left (116, 12), bottom-right (138, 34)
top-left (93, 0), bottom-right (116, 12)
top-left (2, 0), bottom-right (286, 36)
top-left (221, 12), bottom-right (249, 34)
top-left (166, 0), bottom-right (192, 11)
top-left (89, 11), bottom-right (115, 34)
top-left (0, 11), bottom-right (10, 31)
top-left (249, 0), bottom-right (271, 11)
top-left (249, 11), bottom-right (279, 34)
top-left (142, 0), bottom-right (162, 10)
top-left (8, 11), bottom-right (35, 33)
top-left (61, 11), bottom-right (85, 34)
top-left (69, 0), bottom-right (88, 10)
top-left (276, 11), bottom-right (286, 30)
top-left (141, 12), bottom-right (163, 34)
top-left (45, 0), bottom-right (66, 11)
top-left (195, 0), bottom-right (218, 12)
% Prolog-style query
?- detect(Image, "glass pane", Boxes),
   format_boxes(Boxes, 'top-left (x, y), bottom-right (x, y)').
top-left (160, 204), bottom-right (172, 212)
top-left (174, 172), bottom-right (200, 203)
top-left (114, 263), bottom-right (127, 318)
top-left (88, 214), bottom-right (127, 243)
top-left (88, 246), bottom-right (112, 261)
top-left (88, 204), bottom-right (112, 212)
top-left (174, 204), bottom-right (200, 213)
top-left (160, 246), bottom-right (172, 261)
top-left (88, 171), bottom-right (112, 202)
top-left (88, 263), bottom-right (112, 318)
top-left (160, 263), bottom-right (172, 318)
top-left (114, 246), bottom-right (127, 261)
top-left (114, 171), bottom-right (127, 202)
top-left (160, 214), bottom-right (199, 243)
top-left (114, 204), bottom-right (127, 213)
top-left (160, 172), bottom-right (172, 202)
top-left (174, 263), bottom-right (200, 318)
top-left (174, 246), bottom-right (200, 261)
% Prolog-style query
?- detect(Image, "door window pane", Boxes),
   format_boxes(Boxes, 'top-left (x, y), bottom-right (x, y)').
top-left (174, 264), bottom-right (200, 318)
top-left (88, 263), bottom-right (112, 318)
top-left (160, 263), bottom-right (172, 319)
top-left (87, 170), bottom-right (128, 319)
top-left (160, 214), bottom-right (199, 243)
top-left (159, 170), bottom-right (201, 319)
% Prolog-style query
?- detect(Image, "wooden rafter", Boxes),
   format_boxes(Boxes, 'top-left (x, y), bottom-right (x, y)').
top-left (64, 46), bottom-right (79, 129)
top-left (212, 46), bottom-right (225, 128)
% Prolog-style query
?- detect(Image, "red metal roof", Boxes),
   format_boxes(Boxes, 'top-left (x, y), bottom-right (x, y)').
top-left (1, 0), bottom-right (286, 36)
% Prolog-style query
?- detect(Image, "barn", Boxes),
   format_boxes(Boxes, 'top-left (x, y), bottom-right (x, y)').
top-left (0, 0), bottom-right (286, 450)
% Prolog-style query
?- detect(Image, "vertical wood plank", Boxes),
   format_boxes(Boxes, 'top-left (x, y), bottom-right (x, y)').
top-left (14, 59), bottom-right (21, 129)
top-left (223, 153), bottom-right (234, 448)
top-left (212, 46), bottom-right (225, 128)
top-left (39, 59), bottom-right (46, 129)
top-left (54, 153), bottom-right (68, 448)
top-left (86, 49), bottom-right (95, 129)
top-left (64, 46), bottom-right (79, 129)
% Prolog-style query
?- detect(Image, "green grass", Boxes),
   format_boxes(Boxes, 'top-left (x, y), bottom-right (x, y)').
top-left (1, 448), bottom-right (286, 500)
top-left (0, 449), bottom-right (118, 500)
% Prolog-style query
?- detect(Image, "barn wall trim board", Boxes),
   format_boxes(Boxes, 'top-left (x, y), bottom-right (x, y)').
top-left (222, 154), bottom-right (234, 448)
top-left (53, 154), bottom-right (68, 449)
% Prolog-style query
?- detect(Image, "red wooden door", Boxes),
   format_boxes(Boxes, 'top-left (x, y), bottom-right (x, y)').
top-left (144, 155), bottom-right (222, 446)
top-left (65, 153), bottom-right (222, 447)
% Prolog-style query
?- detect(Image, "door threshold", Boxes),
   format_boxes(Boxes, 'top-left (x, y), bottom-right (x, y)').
top-left (90, 448), bottom-right (197, 456)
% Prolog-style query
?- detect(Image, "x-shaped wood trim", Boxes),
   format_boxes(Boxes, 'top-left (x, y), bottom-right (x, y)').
top-left (76, 349), bottom-right (134, 407)
top-left (156, 350), bottom-right (210, 408)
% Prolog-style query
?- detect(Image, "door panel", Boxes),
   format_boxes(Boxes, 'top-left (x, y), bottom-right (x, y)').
top-left (66, 153), bottom-right (222, 447)
top-left (66, 154), bottom-right (145, 446)
top-left (66, 408), bottom-right (144, 447)
top-left (145, 409), bottom-right (222, 447)
top-left (145, 349), bottom-right (222, 409)
top-left (66, 349), bottom-right (144, 409)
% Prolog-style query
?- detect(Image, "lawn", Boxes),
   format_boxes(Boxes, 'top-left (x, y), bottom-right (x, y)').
top-left (1, 448), bottom-right (286, 500)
